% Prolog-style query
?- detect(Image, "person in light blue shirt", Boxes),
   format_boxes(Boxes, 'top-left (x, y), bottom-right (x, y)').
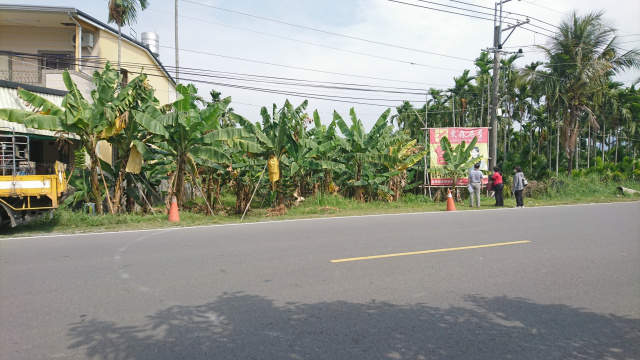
top-left (468, 163), bottom-right (483, 207)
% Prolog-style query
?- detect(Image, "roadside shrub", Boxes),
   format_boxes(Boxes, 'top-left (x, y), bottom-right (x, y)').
top-left (399, 193), bottom-right (434, 204)
top-left (524, 180), bottom-right (547, 198)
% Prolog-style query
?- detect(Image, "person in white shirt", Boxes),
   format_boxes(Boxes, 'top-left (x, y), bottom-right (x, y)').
top-left (468, 163), bottom-right (483, 207)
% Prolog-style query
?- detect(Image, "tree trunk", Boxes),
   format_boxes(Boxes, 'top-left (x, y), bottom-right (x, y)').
top-left (567, 108), bottom-right (577, 175)
top-left (556, 114), bottom-right (560, 176)
top-left (503, 120), bottom-right (508, 163)
top-left (602, 120), bottom-right (606, 163)
top-left (354, 164), bottom-right (364, 202)
top-left (615, 127), bottom-right (619, 164)
top-left (480, 90), bottom-right (484, 127)
top-left (575, 133), bottom-right (579, 170)
top-left (111, 152), bottom-right (129, 214)
top-left (587, 121), bottom-right (591, 168)
top-left (165, 171), bottom-right (177, 213)
top-left (205, 172), bottom-right (214, 215)
top-left (126, 178), bottom-right (135, 212)
top-left (548, 106), bottom-right (552, 171)
top-left (165, 153), bottom-right (187, 212)
top-left (86, 144), bottom-right (104, 214)
top-left (118, 24), bottom-right (122, 71)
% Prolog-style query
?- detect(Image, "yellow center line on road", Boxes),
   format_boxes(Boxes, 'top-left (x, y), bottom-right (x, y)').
top-left (330, 240), bottom-right (531, 263)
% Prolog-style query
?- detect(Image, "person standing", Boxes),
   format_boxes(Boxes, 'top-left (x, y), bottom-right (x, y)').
top-left (492, 166), bottom-right (504, 206)
top-left (468, 163), bottom-right (483, 208)
top-left (512, 165), bottom-right (525, 208)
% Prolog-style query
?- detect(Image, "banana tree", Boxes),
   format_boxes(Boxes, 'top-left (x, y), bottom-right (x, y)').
top-left (135, 83), bottom-right (258, 210)
top-left (334, 108), bottom-right (399, 201)
top-left (100, 72), bottom-right (161, 213)
top-left (430, 136), bottom-right (482, 199)
top-left (384, 137), bottom-right (428, 201)
top-left (306, 110), bottom-right (347, 194)
top-left (230, 100), bottom-right (308, 204)
top-left (0, 62), bottom-right (137, 214)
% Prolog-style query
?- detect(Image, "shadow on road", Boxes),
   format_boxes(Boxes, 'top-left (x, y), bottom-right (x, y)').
top-left (67, 293), bottom-right (640, 359)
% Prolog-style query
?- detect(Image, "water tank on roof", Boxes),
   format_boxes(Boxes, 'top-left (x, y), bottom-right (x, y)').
top-left (141, 32), bottom-right (160, 58)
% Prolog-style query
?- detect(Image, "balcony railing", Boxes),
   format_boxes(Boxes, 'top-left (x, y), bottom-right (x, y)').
top-left (0, 70), bottom-right (41, 85)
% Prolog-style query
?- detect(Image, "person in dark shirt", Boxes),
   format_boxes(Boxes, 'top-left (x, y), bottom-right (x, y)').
top-left (491, 166), bottom-right (504, 206)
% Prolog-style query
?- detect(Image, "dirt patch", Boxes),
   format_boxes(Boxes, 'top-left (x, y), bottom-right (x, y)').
top-left (265, 204), bottom-right (287, 217)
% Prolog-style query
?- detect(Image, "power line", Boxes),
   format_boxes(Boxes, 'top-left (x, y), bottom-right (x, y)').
top-left (11, 54), bottom-right (638, 122)
top-left (523, 1), bottom-right (563, 15)
top-left (414, 0), bottom-right (517, 22)
top-left (4, 52), bottom-right (635, 116)
top-left (447, 0), bottom-right (492, 11)
top-left (387, 0), bottom-right (496, 22)
top-left (451, 0), bottom-right (559, 30)
top-left (181, 0), bottom-right (473, 62)
top-left (4, 52), bottom-right (488, 100)
top-left (146, 8), bottom-right (462, 72)
top-left (157, 45), bottom-right (454, 87)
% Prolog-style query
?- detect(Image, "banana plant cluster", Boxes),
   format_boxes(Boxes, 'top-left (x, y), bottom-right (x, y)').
top-left (0, 63), bottom-right (431, 215)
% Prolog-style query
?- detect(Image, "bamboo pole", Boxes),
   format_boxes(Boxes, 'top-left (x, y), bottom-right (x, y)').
top-left (242, 162), bottom-right (268, 220)
top-left (100, 166), bottom-right (115, 215)
top-left (131, 175), bottom-right (155, 215)
top-left (186, 165), bottom-right (214, 216)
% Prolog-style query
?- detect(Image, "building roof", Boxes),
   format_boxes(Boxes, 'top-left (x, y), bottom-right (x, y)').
top-left (0, 4), bottom-right (176, 86)
top-left (0, 80), bottom-right (68, 97)
top-left (0, 83), bottom-right (79, 140)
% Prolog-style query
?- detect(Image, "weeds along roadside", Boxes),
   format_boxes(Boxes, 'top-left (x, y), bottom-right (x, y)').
top-left (2, 174), bottom-right (638, 238)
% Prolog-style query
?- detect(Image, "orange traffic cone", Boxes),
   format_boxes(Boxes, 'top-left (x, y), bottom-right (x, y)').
top-left (168, 196), bottom-right (180, 222)
top-left (446, 189), bottom-right (457, 211)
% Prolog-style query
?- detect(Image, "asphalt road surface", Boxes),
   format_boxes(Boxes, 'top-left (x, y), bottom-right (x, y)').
top-left (1, 202), bottom-right (639, 359)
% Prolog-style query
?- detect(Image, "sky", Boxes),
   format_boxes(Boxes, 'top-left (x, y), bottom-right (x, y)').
top-left (2, 0), bottom-right (640, 129)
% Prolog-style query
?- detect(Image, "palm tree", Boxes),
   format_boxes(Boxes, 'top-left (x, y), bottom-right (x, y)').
top-left (108, 0), bottom-right (150, 71)
top-left (538, 11), bottom-right (640, 174)
top-left (449, 69), bottom-right (476, 127)
top-left (426, 88), bottom-right (450, 128)
top-left (390, 101), bottom-right (425, 141)
top-left (475, 52), bottom-right (493, 127)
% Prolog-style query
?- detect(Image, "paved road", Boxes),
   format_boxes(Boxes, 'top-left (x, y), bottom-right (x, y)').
top-left (1, 202), bottom-right (639, 359)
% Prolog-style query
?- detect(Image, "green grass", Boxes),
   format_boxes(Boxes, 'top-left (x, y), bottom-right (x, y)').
top-left (2, 175), bottom-right (638, 238)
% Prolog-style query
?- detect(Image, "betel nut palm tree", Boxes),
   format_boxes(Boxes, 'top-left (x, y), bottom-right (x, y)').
top-left (108, 0), bottom-right (150, 71)
top-left (537, 11), bottom-right (640, 174)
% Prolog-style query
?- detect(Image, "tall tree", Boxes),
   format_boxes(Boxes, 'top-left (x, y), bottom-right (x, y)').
top-left (449, 69), bottom-right (476, 127)
top-left (475, 52), bottom-right (493, 127)
top-left (538, 11), bottom-right (640, 174)
top-left (108, 0), bottom-right (150, 71)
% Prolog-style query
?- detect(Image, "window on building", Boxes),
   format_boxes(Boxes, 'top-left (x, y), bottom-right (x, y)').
top-left (39, 51), bottom-right (74, 71)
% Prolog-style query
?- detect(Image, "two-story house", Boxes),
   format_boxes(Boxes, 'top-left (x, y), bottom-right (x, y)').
top-left (0, 4), bottom-right (176, 169)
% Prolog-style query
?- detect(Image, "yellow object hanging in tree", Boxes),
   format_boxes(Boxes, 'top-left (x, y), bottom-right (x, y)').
top-left (268, 155), bottom-right (280, 183)
top-left (125, 143), bottom-right (143, 174)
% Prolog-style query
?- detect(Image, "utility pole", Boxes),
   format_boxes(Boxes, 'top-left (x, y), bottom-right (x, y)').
top-left (175, 0), bottom-right (180, 84)
top-left (488, 0), bottom-right (528, 170)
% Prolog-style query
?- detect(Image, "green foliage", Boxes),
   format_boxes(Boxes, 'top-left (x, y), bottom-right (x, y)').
top-left (62, 169), bottom-right (95, 209)
top-left (430, 136), bottom-right (481, 191)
